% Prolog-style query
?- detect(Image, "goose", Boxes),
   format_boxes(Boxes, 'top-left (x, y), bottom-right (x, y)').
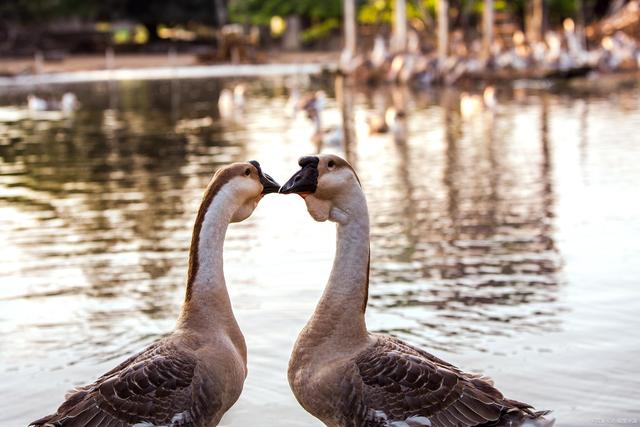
top-left (25, 92), bottom-right (78, 120)
top-left (280, 154), bottom-right (554, 427)
top-left (370, 36), bottom-right (388, 69)
top-left (301, 91), bottom-right (342, 148)
top-left (483, 86), bottom-right (497, 111)
top-left (30, 161), bottom-right (280, 427)
top-left (366, 107), bottom-right (406, 136)
top-left (218, 84), bottom-right (246, 118)
top-left (60, 92), bottom-right (79, 115)
top-left (27, 95), bottom-right (48, 112)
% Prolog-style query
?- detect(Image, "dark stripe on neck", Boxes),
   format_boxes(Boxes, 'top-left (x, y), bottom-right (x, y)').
top-left (185, 168), bottom-right (236, 302)
top-left (362, 247), bottom-right (370, 313)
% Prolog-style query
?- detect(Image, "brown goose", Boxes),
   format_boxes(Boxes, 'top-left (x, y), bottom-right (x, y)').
top-left (30, 161), bottom-right (280, 427)
top-left (280, 154), bottom-right (553, 427)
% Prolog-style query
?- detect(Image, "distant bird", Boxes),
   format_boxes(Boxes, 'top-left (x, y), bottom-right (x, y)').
top-left (601, 31), bottom-right (640, 70)
top-left (460, 87), bottom-right (497, 118)
top-left (483, 86), bottom-right (497, 111)
top-left (280, 154), bottom-right (555, 427)
top-left (302, 91), bottom-right (327, 120)
top-left (312, 125), bottom-right (344, 149)
top-left (366, 113), bottom-right (389, 134)
top-left (27, 95), bottom-right (48, 112)
top-left (232, 84), bottom-right (246, 109)
top-left (218, 84), bottom-right (246, 118)
top-left (60, 92), bottom-right (79, 114)
top-left (26, 92), bottom-right (78, 120)
top-left (460, 92), bottom-right (484, 118)
top-left (29, 161), bottom-right (280, 427)
top-left (370, 36), bottom-right (388, 69)
top-left (366, 107), bottom-right (406, 135)
top-left (387, 55), bottom-right (416, 83)
top-left (339, 50), bottom-right (363, 74)
top-left (299, 91), bottom-right (343, 149)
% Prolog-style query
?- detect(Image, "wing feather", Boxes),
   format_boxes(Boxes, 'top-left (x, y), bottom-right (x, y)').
top-left (29, 340), bottom-right (221, 427)
top-left (345, 335), bottom-right (542, 426)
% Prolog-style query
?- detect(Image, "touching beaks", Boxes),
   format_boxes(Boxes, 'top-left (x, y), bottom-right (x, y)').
top-left (280, 158), bottom-right (319, 195)
top-left (260, 172), bottom-right (280, 195)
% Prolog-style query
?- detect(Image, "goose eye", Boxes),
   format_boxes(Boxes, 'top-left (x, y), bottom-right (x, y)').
top-left (327, 160), bottom-right (335, 169)
top-left (244, 168), bottom-right (251, 176)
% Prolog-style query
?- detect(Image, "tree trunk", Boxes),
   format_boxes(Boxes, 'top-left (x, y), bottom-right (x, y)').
top-left (526, 0), bottom-right (544, 43)
top-left (437, 0), bottom-right (449, 68)
top-left (343, 0), bottom-right (356, 58)
top-left (283, 16), bottom-right (302, 51)
top-left (393, 0), bottom-right (408, 52)
top-left (213, 0), bottom-right (227, 26)
top-left (482, 0), bottom-right (494, 62)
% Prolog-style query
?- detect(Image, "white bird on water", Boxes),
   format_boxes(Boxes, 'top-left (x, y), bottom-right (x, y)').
top-left (218, 84), bottom-right (246, 119)
top-left (460, 86), bottom-right (497, 118)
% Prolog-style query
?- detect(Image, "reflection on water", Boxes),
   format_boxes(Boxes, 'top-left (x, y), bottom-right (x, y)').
top-left (1, 77), bottom-right (640, 426)
top-left (363, 89), bottom-right (562, 353)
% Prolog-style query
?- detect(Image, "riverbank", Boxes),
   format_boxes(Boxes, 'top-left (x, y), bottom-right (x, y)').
top-left (0, 51), bottom-right (340, 77)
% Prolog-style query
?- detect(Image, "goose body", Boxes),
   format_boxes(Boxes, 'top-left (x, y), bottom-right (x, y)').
top-left (30, 161), bottom-right (280, 427)
top-left (281, 155), bottom-right (553, 427)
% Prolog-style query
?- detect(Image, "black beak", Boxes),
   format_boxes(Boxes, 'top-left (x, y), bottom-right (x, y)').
top-left (249, 160), bottom-right (280, 195)
top-left (280, 156), bottom-right (319, 194)
top-left (260, 172), bottom-right (280, 194)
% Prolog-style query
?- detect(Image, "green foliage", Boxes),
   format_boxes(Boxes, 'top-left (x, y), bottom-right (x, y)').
top-left (1, 0), bottom-right (95, 23)
top-left (0, 0), bottom-right (616, 35)
top-left (1, 0), bottom-right (222, 25)
top-left (302, 18), bottom-right (340, 42)
top-left (229, 0), bottom-right (343, 25)
top-left (358, 0), bottom-right (434, 25)
top-left (357, 0), bottom-right (516, 25)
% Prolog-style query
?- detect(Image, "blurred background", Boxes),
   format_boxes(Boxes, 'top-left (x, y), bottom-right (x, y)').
top-left (1, 1), bottom-right (640, 426)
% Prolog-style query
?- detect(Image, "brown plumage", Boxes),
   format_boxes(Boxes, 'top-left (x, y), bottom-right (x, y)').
top-left (335, 336), bottom-right (550, 426)
top-left (30, 341), bottom-right (220, 427)
top-left (283, 154), bottom-right (554, 427)
top-left (30, 161), bottom-right (278, 427)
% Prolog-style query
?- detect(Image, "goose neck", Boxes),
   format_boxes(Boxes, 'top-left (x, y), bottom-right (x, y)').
top-left (177, 187), bottom-right (240, 333)
top-left (309, 188), bottom-right (371, 343)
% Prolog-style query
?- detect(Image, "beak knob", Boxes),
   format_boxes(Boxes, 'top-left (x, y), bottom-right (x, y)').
top-left (280, 160), bottom-right (319, 194)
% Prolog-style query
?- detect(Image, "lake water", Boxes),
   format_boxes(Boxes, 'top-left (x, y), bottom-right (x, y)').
top-left (1, 76), bottom-right (639, 426)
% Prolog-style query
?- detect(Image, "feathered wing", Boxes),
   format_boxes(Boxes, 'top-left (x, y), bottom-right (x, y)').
top-left (340, 336), bottom-right (550, 427)
top-left (29, 340), bottom-right (221, 427)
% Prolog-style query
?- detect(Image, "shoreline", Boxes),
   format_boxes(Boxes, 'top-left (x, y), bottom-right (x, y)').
top-left (0, 51), bottom-right (341, 88)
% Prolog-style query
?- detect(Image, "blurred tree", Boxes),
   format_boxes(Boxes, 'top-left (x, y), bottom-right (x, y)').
top-left (0, 0), bottom-right (227, 26)
top-left (357, 0), bottom-right (612, 28)
top-left (228, 0), bottom-right (343, 24)
top-left (228, 0), bottom-right (343, 43)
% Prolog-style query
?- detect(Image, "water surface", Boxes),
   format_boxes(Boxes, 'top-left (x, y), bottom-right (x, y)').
top-left (1, 77), bottom-right (639, 426)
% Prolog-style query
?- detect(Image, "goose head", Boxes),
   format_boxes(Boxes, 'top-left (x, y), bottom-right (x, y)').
top-left (212, 160), bottom-right (280, 223)
top-left (280, 154), bottom-right (361, 223)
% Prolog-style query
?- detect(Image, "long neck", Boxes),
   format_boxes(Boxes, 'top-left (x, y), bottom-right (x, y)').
top-left (307, 186), bottom-right (370, 344)
top-left (177, 187), bottom-right (240, 334)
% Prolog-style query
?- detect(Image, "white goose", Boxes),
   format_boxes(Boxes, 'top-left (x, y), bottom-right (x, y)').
top-left (30, 161), bottom-right (280, 427)
top-left (280, 154), bottom-right (553, 427)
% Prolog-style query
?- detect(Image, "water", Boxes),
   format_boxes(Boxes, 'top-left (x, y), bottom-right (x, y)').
top-left (1, 77), bottom-right (639, 426)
